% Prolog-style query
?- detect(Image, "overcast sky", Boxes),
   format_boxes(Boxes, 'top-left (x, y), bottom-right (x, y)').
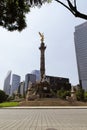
top-left (0, 1), bottom-right (87, 90)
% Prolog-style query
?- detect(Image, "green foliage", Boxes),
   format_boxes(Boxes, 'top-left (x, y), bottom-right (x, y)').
top-left (84, 91), bottom-right (87, 101)
top-left (57, 89), bottom-right (70, 99)
top-left (0, 0), bottom-right (86, 32)
top-left (0, 0), bottom-right (87, 31)
top-left (0, 102), bottom-right (19, 107)
top-left (0, 0), bottom-right (30, 31)
top-left (76, 88), bottom-right (84, 101)
top-left (0, 90), bottom-right (8, 103)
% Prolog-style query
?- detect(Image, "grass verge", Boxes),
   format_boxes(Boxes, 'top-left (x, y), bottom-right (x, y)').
top-left (0, 102), bottom-right (19, 107)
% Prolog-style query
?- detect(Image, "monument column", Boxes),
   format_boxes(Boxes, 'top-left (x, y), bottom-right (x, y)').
top-left (39, 32), bottom-right (46, 81)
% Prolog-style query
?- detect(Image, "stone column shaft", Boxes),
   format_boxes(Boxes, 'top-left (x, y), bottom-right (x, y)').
top-left (39, 42), bottom-right (46, 80)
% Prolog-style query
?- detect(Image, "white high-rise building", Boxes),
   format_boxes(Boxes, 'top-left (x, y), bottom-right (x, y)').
top-left (3, 71), bottom-right (11, 95)
top-left (74, 22), bottom-right (87, 91)
top-left (10, 74), bottom-right (20, 95)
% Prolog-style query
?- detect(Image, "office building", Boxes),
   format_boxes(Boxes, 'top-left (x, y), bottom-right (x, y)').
top-left (25, 73), bottom-right (36, 92)
top-left (74, 22), bottom-right (87, 90)
top-left (46, 75), bottom-right (71, 91)
top-left (3, 71), bottom-right (11, 95)
top-left (31, 70), bottom-right (71, 91)
top-left (10, 74), bottom-right (20, 95)
top-left (31, 70), bottom-right (40, 81)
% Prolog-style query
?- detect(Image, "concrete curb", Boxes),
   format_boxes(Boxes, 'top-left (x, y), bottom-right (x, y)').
top-left (1, 106), bottom-right (87, 109)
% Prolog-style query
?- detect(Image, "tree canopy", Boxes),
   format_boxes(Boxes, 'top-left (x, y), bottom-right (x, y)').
top-left (0, 0), bottom-right (30, 31)
top-left (0, 0), bottom-right (87, 31)
top-left (0, 90), bottom-right (8, 103)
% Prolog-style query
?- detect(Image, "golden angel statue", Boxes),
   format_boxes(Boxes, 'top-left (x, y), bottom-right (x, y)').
top-left (39, 32), bottom-right (44, 43)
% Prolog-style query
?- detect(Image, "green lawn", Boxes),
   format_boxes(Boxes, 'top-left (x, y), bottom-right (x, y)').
top-left (0, 102), bottom-right (19, 107)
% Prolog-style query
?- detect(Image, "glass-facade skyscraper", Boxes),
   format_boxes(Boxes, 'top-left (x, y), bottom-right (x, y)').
top-left (74, 22), bottom-right (87, 90)
top-left (10, 74), bottom-right (21, 95)
top-left (3, 71), bottom-right (11, 95)
top-left (25, 73), bottom-right (36, 92)
top-left (31, 70), bottom-right (40, 81)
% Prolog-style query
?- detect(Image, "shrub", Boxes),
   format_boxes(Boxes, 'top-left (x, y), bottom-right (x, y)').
top-left (57, 89), bottom-right (70, 99)
top-left (84, 91), bottom-right (87, 101)
top-left (0, 90), bottom-right (8, 103)
top-left (76, 88), bottom-right (84, 101)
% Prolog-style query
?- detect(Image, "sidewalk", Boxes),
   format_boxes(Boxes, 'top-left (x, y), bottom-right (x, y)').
top-left (0, 108), bottom-right (87, 130)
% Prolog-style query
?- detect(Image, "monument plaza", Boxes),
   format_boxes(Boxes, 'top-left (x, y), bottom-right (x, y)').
top-left (0, 108), bottom-right (87, 130)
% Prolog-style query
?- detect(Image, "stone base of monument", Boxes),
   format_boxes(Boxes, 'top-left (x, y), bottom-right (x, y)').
top-left (36, 80), bottom-right (53, 98)
top-left (26, 80), bottom-right (53, 101)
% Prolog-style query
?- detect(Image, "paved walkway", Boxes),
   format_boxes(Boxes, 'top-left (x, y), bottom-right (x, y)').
top-left (0, 108), bottom-right (87, 130)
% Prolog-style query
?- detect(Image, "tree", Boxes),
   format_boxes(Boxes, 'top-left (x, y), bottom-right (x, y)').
top-left (0, 0), bottom-right (87, 31)
top-left (0, 0), bottom-right (30, 31)
top-left (54, 0), bottom-right (87, 20)
top-left (0, 90), bottom-right (8, 103)
top-left (29, 0), bottom-right (87, 20)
